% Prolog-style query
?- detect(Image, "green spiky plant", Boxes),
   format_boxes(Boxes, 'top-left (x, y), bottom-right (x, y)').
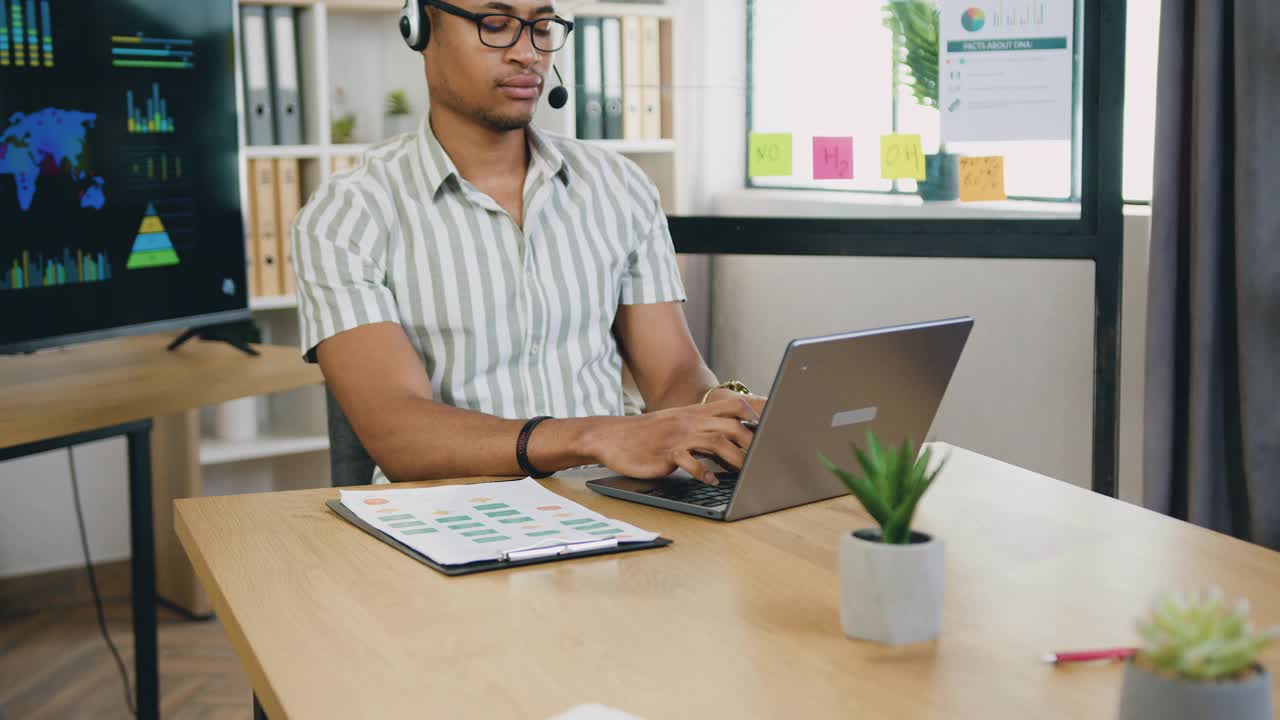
top-left (1135, 588), bottom-right (1280, 682)
top-left (331, 114), bottom-right (356, 144)
top-left (882, 1), bottom-right (940, 110)
top-left (819, 431), bottom-right (944, 544)
top-left (384, 90), bottom-right (412, 117)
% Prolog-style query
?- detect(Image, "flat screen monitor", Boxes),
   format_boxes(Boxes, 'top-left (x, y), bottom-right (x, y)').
top-left (0, 0), bottom-right (247, 354)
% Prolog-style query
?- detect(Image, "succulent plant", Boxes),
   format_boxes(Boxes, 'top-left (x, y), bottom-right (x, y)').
top-left (819, 431), bottom-right (943, 544)
top-left (1136, 587), bottom-right (1280, 682)
top-left (384, 90), bottom-right (412, 117)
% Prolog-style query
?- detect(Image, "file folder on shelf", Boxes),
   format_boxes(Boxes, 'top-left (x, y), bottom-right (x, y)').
top-left (267, 6), bottom-right (304, 146)
top-left (639, 16), bottom-right (662, 141)
top-left (620, 16), bottom-right (644, 140)
top-left (574, 17), bottom-right (604, 140)
top-left (600, 17), bottom-right (624, 140)
top-left (240, 5), bottom-right (275, 145)
top-left (274, 158), bottom-right (302, 296)
top-left (249, 159), bottom-right (282, 297)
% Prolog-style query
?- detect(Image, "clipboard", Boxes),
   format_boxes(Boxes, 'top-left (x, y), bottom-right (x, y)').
top-left (326, 500), bottom-right (672, 576)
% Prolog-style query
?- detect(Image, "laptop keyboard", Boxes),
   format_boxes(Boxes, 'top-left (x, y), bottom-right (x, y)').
top-left (643, 473), bottom-right (739, 508)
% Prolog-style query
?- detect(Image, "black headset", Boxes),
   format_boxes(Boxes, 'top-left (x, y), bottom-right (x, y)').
top-left (398, 0), bottom-right (430, 52)
top-left (398, 0), bottom-right (569, 109)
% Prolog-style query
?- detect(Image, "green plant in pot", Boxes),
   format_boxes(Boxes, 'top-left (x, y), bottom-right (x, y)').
top-left (331, 114), bottom-right (356, 144)
top-left (1118, 587), bottom-right (1278, 720)
top-left (882, 0), bottom-right (959, 201)
top-left (383, 89), bottom-right (415, 138)
top-left (820, 431), bottom-right (946, 645)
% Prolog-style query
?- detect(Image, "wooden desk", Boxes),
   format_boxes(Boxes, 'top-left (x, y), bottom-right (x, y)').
top-left (0, 333), bottom-right (323, 720)
top-left (176, 446), bottom-right (1280, 719)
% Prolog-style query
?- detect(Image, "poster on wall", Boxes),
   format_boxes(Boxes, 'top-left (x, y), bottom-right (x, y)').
top-left (939, 0), bottom-right (1074, 142)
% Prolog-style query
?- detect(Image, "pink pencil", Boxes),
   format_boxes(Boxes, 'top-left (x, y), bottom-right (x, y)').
top-left (1041, 647), bottom-right (1138, 664)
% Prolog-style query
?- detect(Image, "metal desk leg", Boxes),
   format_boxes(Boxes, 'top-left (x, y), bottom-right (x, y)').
top-left (128, 426), bottom-right (159, 720)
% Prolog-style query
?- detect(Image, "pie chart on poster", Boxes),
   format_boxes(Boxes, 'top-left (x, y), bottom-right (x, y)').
top-left (961, 7), bottom-right (985, 31)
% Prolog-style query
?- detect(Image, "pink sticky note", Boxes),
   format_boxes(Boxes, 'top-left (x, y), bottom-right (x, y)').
top-left (813, 137), bottom-right (854, 180)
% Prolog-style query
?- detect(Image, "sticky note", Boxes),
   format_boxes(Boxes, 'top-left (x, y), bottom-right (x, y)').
top-left (880, 134), bottom-right (926, 180)
top-left (959, 156), bottom-right (1007, 202)
top-left (813, 136), bottom-right (853, 180)
top-left (749, 133), bottom-right (793, 177)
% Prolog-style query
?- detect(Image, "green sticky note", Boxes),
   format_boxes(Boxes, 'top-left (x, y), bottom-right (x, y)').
top-left (880, 134), bottom-right (926, 180)
top-left (749, 133), bottom-right (793, 177)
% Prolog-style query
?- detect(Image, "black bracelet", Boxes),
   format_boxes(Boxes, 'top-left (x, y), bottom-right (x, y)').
top-left (516, 416), bottom-right (554, 479)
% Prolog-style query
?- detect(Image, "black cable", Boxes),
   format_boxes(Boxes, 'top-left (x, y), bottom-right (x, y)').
top-left (67, 446), bottom-right (137, 717)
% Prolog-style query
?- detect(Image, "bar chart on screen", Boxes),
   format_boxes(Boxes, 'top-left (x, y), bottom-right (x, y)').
top-left (110, 32), bottom-right (195, 70)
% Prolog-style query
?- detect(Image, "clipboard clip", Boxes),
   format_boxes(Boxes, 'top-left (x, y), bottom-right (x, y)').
top-left (499, 536), bottom-right (618, 562)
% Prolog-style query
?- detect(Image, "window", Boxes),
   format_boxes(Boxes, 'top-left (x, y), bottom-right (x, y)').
top-left (749, 0), bottom-right (1081, 203)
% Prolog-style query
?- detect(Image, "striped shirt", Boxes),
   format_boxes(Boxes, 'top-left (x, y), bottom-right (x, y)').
top-left (292, 116), bottom-right (685, 479)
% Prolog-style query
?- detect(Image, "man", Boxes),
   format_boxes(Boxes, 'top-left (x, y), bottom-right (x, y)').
top-left (293, 0), bottom-right (761, 486)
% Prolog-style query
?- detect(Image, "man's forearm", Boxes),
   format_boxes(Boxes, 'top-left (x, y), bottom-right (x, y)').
top-left (370, 395), bottom-right (613, 482)
top-left (642, 363), bottom-right (720, 412)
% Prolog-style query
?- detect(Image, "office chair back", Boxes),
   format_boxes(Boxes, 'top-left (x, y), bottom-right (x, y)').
top-left (325, 385), bottom-right (376, 487)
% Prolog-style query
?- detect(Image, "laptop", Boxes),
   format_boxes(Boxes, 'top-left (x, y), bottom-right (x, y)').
top-left (586, 317), bottom-right (973, 521)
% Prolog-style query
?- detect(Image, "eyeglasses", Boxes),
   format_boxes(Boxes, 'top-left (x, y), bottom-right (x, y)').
top-left (423, 0), bottom-right (574, 53)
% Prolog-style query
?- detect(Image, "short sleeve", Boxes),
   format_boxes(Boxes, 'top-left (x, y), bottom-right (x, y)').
top-left (617, 163), bottom-right (687, 305)
top-left (292, 177), bottom-right (400, 363)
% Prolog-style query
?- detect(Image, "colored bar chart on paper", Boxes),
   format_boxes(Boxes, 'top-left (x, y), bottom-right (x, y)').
top-left (1, 247), bottom-right (112, 291)
top-left (111, 33), bottom-right (194, 70)
top-left (126, 83), bottom-right (175, 134)
top-left (1, 0), bottom-right (54, 67)
top-left (339, 478), bottom-right (661, 566)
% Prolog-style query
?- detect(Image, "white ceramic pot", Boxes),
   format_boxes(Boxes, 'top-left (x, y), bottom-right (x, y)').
top-left (1117, 660), bottom-right (1272, 720)
top-left (212, 396), bottom-right (259, 441)
top-left (838, 528), bottom-right (944, 645)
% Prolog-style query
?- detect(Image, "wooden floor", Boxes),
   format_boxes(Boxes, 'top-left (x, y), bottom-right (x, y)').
top-left (0, 598), bottom-right (251, 719)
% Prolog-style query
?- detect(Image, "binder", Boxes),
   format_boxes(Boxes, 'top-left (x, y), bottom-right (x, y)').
top-left (620, 16), bottom-right (643, 141)
top-left (266, 6), bottom-right (304, 146)
top-left (240, 5), bottom-right (275, 145)
top-left (243, 209), bottom-right (260, 299)
top-left (249, 159), bottom-right (282, 297)
top-left (600, 17), bottom-right (624, 140)
top-left (274, 158), bottom-right (302, 296)
top-left (639, 16), bottom-right (662, 141)
top-left (326, 499), bottom-right (672, 576)
top-left (574, 17), bottom-right (603, 140)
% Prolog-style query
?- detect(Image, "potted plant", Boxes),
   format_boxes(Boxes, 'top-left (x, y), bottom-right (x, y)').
top-left (1118, 587), bottom-right (1278, 720)
top-left (331, 114), bottom-right (356, 144)
top-left (383, 89), bottom-right (415, 138)
top-left (882, 0), bottom-right (959, 201)
top-left (819, 431), bottom-right (946, 645)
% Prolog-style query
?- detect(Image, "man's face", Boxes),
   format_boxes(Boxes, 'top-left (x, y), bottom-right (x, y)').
top-left (423, 1), bottom-right (558, 132)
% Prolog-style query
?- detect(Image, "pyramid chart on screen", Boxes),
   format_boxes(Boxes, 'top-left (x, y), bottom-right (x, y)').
top-left (126, 202), bottom-right (180, 269)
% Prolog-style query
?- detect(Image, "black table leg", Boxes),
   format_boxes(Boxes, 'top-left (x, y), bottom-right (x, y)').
top-left (128, 425), bottom-right (159, 720)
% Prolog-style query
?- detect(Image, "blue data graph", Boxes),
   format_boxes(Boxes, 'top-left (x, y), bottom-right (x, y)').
top-left (126, 83), bottom-right (175, 134)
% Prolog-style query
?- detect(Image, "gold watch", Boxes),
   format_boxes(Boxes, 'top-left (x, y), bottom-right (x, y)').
top-left (701, 380), bottom-right (751, 404)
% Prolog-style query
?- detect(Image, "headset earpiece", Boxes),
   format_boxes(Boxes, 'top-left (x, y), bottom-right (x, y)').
top-left (398, 0), bottom-right (430, 52)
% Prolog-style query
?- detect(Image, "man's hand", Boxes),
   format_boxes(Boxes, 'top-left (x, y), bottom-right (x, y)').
top-left (582, 398), bottom-right (759, 485)
top-left (704, 388), bottom-right (767, 421)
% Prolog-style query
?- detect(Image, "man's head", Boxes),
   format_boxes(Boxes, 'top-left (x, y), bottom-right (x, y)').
top-left (418, 0), bottom-right (566, 133)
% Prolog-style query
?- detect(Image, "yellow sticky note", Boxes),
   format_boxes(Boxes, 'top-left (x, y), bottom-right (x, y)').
top-left (880, 134), bottom-right (926, 180)
top-left (959, 156), bottom-right (1007, 202)
top-left (749, 133), bottom-right (793, 177)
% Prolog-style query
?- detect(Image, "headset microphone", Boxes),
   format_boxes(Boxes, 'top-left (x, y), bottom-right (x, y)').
top-left (547, 65), bottom-right (568, 109)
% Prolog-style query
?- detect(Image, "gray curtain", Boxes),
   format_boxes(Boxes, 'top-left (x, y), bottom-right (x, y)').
top-left (1144, 0), bottom-right (1280, 548)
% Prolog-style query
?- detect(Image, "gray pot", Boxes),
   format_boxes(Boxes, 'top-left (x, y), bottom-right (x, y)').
top-left (837, 529), bottom-right (943, 645)
top-left (1117, 660), bottom-right (1273, 720)
top-left (918, 152), bottom-right (960, 201)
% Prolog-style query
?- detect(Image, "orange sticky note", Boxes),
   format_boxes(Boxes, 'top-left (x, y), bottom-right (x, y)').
top-left (959, 156), bottom-right (1007, 202)
top-left (880, 134), bottom-right (926, 180)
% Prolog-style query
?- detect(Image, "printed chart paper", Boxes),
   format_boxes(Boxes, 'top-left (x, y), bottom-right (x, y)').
top-left (940, 0), bottom-right (1074, 142)
top-left (340, 478), bottom-right (660, 566)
